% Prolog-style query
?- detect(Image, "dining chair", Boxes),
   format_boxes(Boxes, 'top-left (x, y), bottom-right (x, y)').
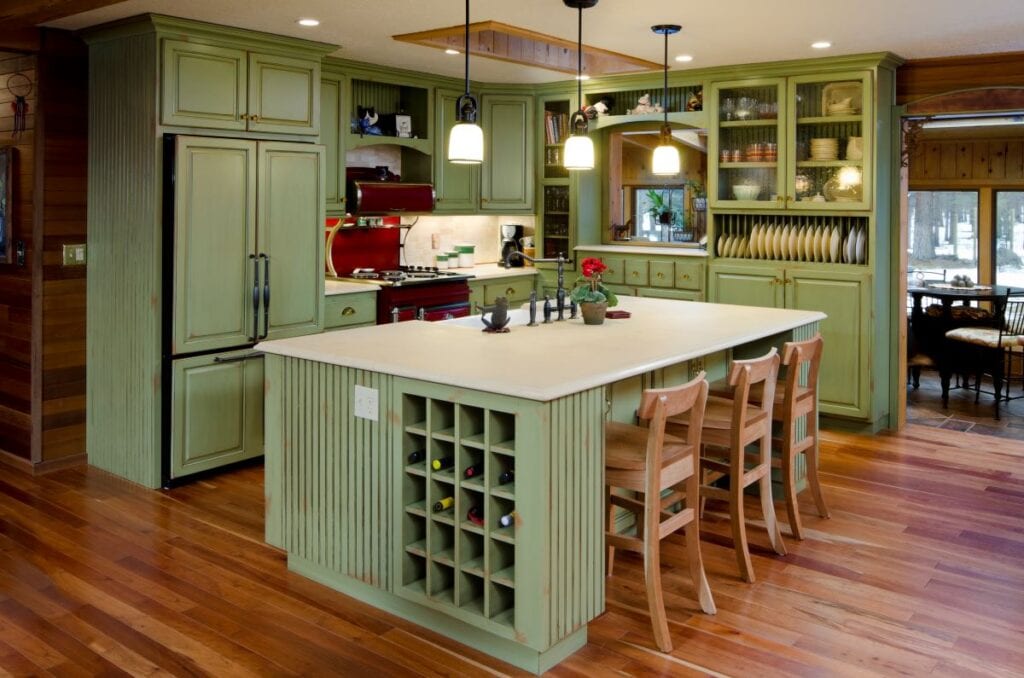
top-left (945, 294), bottom-right (1024, 419)
top-left (605, 372), bottom-right (716, 653)
top-left (667, 349), bottom-right (787, 584)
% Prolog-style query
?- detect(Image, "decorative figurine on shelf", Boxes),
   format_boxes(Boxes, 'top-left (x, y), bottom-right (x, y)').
top-left (353, 105), bottom-right (382, 136)
top-left (476, 297), bottom-right (511, 333)
top-left (686, 89), bottom-right (703, 111)
top-left (628, 93), bottom-right (663, 115)
top-left (584, 96), bottom-right (614, 119)
top-left (610, 222), bottom-right (632, 241)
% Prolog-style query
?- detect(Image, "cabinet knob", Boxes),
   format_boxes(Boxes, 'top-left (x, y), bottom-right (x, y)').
top-left (342, 306), bottom-right (356, 316)
top-left (631, 271), bottom-right (639, 278)
top-left (681, 274), bottom-right (690, 280)
top-left (506, 287), bottom-right (515, 296)
top-left (251, 114), bottom-right (261, 123)
top-left (656, 272), bottom-right (665, 279)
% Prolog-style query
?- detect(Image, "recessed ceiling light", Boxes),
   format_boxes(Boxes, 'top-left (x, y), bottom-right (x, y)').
top-left (575, 74), bottom-right (590, 81)
top-left (675, 54), bottom-right (693, 63)
top-left (297, 18), bottom-right (320, 27)
top-left (445, 48), bottom-right (460, 55)
top-left (811, 41), bottom-right (832, 49)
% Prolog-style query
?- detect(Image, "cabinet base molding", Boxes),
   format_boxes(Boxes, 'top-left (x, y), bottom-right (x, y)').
top-left (289, 555), bottom-right (588, 674)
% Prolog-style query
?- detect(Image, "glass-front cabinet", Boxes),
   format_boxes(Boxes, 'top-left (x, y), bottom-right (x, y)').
top-left (710, 71), bottom-right (872, 211)
top-left (538, 95), bottom-right (574, 261)
top-left (710, 78), bottom-right (786, 208)
top-left (788, 71), bottom-right (872, 211)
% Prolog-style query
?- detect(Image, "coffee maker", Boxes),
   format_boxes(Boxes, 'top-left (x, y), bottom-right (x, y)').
top-left (500, 224), bottom-right (524, 266)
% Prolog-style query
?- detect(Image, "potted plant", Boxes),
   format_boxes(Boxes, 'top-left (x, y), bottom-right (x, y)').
top-left (570, 257), bottom-right (619, 325)
top-left (686, 179), bottom-right (707, 212)
top-left (645, 188), bottom-right (682, 226)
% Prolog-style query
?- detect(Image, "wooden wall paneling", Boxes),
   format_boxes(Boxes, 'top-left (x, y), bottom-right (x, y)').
top-left (988, 141), bottom-right (1007, 180)
top-left (0, 54), bottom-right (36, 460)
top-left (37, 31), bottom-right (88, 464)
top-left (1007, 141), bottom-right (1024, 181)
top-left (956, 142), bottom-right (973, 181)
top-left (972, 142), bottom-right (991, 180)
top-left (897, 52), bottom-right (1024, 104)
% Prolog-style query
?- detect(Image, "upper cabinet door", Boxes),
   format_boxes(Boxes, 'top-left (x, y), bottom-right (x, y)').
top-left (257, 142), bottom-right (326, 341)
top-left (162, 40), bottom-right (248, 131)
top-left (320, 74), bottom-right (346, 212)
top-left (434, 88), bottom-right (479, 212)
top-left (173, 136), bottom-right (258, 354)
top-left (481, 94), bottom-right (534, 212)
top-left (248, 53), bottom-right (320, 135)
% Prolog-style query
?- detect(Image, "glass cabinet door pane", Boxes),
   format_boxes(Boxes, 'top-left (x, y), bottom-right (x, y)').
top-left (542, 185), bottom-right (570, 258)
top-left (788, 72), bottom-right (872, 209)
top-left (712, 79), bottom-right (785, 207)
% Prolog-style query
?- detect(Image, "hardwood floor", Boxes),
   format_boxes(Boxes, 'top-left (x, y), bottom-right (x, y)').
top-left (1, 425), bottom-right (1023, 676)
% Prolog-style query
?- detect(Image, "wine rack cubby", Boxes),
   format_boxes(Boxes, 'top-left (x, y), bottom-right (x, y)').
top-left (714, 213), bottom-right (870, 265)
top-left (400, 395), bottom-right (517, 630)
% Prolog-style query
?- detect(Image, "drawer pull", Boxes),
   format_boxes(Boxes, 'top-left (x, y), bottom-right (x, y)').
top-left (681, 274), bottom-right (690, 280)
top-left (506, 287), bottom-right (515, 296)
top-left (342, 306), bottom-right (356, 316)
top-left (656, 272), bottom-right (665, 279)
top-left (632, 271), bottom-right (639, 277)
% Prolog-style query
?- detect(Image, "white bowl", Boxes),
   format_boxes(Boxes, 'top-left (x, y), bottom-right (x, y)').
top-left (732, 185), bottom-right (761, 201)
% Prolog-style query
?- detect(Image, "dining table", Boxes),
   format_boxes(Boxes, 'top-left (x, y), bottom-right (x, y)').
top-left (907, 283), bottom-right (1024, 404)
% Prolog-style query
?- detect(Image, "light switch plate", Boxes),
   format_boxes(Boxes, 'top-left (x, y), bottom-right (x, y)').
top-left (354, 385), bottom-right (379, 421)
top-left (62, 243), bottom-right (87, 266)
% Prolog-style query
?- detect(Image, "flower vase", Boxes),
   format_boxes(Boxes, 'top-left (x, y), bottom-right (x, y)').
top-left (580, 301), bottom-right (608, 325)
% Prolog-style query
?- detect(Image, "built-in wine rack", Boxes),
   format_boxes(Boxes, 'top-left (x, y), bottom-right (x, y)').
top-left (714, 213), bottom-right (870, 265)
top-left (400, 395), bottom-right (517, 629)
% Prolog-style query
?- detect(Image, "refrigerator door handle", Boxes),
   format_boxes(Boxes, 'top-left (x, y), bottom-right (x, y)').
top-left (250, 254), bottom-right (260, 342)
top-left (213, 352), bottom-right (264, 364)
top-left (259, 253), bottom-right (270, 339)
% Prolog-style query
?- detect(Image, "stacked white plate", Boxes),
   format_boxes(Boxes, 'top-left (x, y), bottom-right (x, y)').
top-left (810, 138), bottom-right (838, 161)
top-left (727, 223), bottom-right (857, 263)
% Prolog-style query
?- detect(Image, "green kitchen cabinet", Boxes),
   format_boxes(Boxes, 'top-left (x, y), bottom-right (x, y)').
top-left (161, 37), bottom-right (321, 134)
top-left (171, 350), bottom-right (264, 479)
top-left (574, 250), bottom-right (707, 303)
top-left (468, 275), bottom-right (538, 310)
top-left (637, 287), bottom-right (704, 302)
top-left (434, 88), bottom-right (480, 212)
top-left (623, 259), bottom-right (649, 288)
top-left (481, 94), bottom-right (534, 212)
top-left (709, 262), bottom-right (871, 418)
top-left (323, 291), bottom-right (377, 330)
top-left (320, 73), bottom-right (346, 212)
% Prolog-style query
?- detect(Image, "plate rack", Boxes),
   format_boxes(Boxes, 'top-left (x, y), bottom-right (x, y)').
top-left (399, 395), bottom-right (518, 632)
top-left (714, 213), bottom-right (870, 264)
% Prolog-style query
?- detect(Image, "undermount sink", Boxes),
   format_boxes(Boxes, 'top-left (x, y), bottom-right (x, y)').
top-left (443, 307), bottom-right (534, 329)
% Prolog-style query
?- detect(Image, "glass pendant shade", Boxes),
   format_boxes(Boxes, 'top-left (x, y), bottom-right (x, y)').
top-left (448, 121), bottom-right (483, 164)
top-left (652, 143), bottom-right (680, 175)
top-left (563, 134), bottom-right (595, 170)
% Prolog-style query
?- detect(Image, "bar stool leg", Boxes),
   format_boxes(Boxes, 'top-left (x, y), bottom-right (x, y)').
top-left (683, 474), bottom-right (716, 615)
top-left (805, 414), bottom-right (830, 519)
top-left (780, 436), bottom-right (804, 540)
top-left (729, 476), bottom-right (755, 583)
top-left (606, 489), bottom-right (616, 576)
top-left (758, 436), bottom-right (787, 556)
top-left (643, 519), bottom-right (672, 652)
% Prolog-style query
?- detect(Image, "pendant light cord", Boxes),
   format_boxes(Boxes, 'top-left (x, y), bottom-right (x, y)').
top-left (662, 29), bottom-right (669, 126)
top-left (464, 0), bottom-right (470, 96)
top-left (577, 6), bottom-right (583, 111)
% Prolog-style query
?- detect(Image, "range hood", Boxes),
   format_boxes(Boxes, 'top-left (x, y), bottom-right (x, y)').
top-left (346, 166), bottom-right (435, 215)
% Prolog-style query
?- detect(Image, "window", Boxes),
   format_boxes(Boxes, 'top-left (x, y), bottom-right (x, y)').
top-left (907, 190), bottom-right (979, 282)
top-left (628, 186), bottom-right (689, 243)
top-left (995, 191), bottom-right (1024, 287)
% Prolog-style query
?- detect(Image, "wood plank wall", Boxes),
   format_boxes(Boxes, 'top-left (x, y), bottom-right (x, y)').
top-left (909, 137), bottom-right (1024, 186)
top-left (897, 51), bottom-right (1024, 105)
top-left (37, 32), bottom-right (87, 465)
top-left (0, 52), bottom-right (37, 461)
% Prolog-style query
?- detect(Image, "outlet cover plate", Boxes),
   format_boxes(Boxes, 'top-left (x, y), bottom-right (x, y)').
top-left (354, 385), bottom-right (379, 421)
top-left (62, 243), bottom-right (87, 266)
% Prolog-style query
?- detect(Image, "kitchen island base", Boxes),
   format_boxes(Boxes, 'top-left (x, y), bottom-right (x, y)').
top-left (260, 297), bottom-right (823, 672)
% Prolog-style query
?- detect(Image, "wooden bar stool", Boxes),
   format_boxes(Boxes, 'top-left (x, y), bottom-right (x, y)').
top-left (605, 372), bottom-right (716, 653)
top-left (774, 334), bottom-right (830, 540)
top-left (669, 349), bottom-right (786, 583)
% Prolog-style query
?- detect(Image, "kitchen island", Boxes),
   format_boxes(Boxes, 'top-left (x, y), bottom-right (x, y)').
top-left (257, 296), bottom-right (823, 672)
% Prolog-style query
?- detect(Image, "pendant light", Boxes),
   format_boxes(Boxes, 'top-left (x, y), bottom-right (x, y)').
top-left (562, 0), bottom-right (598, 171)
top-left (448, 0), bottom-right (483, 164)
top-left (651, 24), bottom-right (681, 176)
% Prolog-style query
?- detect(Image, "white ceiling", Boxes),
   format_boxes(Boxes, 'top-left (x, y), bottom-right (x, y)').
top-left (49, 0), bottom-right (1024, 84)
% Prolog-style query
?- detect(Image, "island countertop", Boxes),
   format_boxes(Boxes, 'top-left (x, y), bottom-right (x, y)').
top-left (258, 296), bottom-right (824, 401)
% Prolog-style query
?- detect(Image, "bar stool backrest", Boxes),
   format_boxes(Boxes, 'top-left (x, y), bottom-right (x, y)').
top-left (781, 334), bottom-right (824, 410)
top-left (637, 371), bottom-right (708, 480)
top-left (727, 348), bottom-right (780, 433)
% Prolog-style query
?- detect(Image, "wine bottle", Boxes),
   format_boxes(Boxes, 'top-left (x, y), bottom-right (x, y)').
top-left (433, 496), bottom-right (454, 512)
top-left (407, 450), bottom-right (425, 464)
top-left (466, 505), bottom-right (484, 525)
top-left (464, 463), bottom-right (483, 478)
top-left (498, 512), bottom-right (515, 528)
top-left (431, 456), bottom-right (453, 471)
top-left (498, 469), bottom-right (514, 485)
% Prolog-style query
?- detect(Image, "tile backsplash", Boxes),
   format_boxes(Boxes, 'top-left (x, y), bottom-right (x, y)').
top-left (402, 215), bottom-right (536, 267)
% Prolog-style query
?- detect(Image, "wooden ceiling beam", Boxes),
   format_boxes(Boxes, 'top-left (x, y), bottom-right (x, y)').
top-left (394, 20), bottom-right (660, 77)
top-left (0, 0), bottom-right (126, 30)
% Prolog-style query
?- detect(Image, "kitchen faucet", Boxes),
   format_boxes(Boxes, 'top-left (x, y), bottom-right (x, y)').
top-left (504, 250), bottom-right (573, 321)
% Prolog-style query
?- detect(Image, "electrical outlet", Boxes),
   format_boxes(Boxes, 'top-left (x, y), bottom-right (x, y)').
top-left (354, 385), bottom-right (379, 421)
top-left (62, 243), bottom-right (87, 266)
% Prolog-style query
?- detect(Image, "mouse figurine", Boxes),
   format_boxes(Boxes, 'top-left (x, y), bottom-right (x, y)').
top-left (476, 296), bottom-right (511, 333)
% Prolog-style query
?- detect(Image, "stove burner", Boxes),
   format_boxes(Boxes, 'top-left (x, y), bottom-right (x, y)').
top-left (351, 270), bottom-right (380, 280)
top-left (405, 271), bottom-right (439, 279)
top-left (380, 270), bottom-right (406, 282)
